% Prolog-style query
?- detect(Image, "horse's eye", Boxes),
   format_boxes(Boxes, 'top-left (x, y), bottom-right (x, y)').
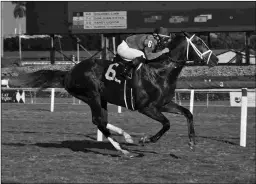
top-left (195, 39), bottom-right (202, 45)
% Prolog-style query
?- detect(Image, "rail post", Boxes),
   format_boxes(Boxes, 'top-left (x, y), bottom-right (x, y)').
top-left (50, 88), bottom-right (55, 112)
top-left (50, 34), bottom-right (55, 65)
top-left (118, 106), bottom-right (122, 113)
top-left (190, 90), bottom-right (195, 114)
top-left (240, 88), bottom-right (248, 147)
top-left (77, 41), bottom-right (80, 63)
top-left (206, 93), bottom-right (209, 108)
top-left (189, 89), bottom-right (195, 114)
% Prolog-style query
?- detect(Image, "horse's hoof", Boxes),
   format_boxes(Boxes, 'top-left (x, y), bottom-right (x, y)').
top-left (188, 142), bottom-right (195, 152)
top-left (126, 138), bottom-right (134, 144)
top-left (126, 152), bottom-right (136, 158)
top-left (139, 136), bottom-right (150, 146)
top-left (123, 133), bottom-right (134, 144)
top-left (121, 151), bottom-right (136, 159)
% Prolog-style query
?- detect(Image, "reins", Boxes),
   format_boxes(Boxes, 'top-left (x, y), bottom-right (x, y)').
top-left (166, 55), bottom-right (186, 67)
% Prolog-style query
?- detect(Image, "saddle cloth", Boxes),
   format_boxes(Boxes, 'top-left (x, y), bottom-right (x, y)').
top-left (103, 58), bottom-right (138, 111)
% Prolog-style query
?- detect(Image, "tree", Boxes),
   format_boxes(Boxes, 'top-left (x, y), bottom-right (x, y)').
top-left (13, 2), bottom-right (26, 18)
top-left (12, 2), bottom-right (26, 33)
top-left (12, 1), bottom-right (26, 60)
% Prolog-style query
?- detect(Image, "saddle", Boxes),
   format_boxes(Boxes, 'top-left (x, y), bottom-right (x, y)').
top-left (112, 55), bottom-right (144, 79)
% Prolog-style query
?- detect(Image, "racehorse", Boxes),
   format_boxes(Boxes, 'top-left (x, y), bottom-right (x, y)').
top-left (9, 32), bottom-right (218, 157)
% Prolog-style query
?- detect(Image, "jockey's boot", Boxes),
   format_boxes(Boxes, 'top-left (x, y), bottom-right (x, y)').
top-left (121, 57), bottom-right (143, 79)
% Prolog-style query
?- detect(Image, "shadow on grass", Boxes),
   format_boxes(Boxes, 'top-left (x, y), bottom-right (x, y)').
top-left (196, 135), bottom-right (239, 145)
top-left (3, 139), bottom-right (160, 158)
top-left (2, 131), bottom-right (181, 158)
top-left (2, 141), bottom-right (128, 157)
top-left (2, 139), bottom-right (184, 159)
top-left (3, 130), bottom-right (97, 141)
top-left (36, 140), bottom-right (123, 157)
top-left (179, 134), bottom-right (239, 145)
top-left (3, 131), bottom-right (143, 141)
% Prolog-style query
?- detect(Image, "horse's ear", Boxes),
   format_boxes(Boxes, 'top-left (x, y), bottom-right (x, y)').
top-left (181, 31), bottom-right (190, 38)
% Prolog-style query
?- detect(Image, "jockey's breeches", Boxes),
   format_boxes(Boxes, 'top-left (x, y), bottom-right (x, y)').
top-left (117, 40), bottom-right (145, 61)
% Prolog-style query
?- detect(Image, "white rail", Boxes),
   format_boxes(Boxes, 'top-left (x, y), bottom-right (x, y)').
top-left (240, 88), bottom-right (248, 147)
top-left (2, 87), bottom-right (255, 147)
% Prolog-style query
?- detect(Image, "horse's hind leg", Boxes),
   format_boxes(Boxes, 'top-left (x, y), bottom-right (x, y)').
top-left (160, 101), bottom-right (196, 150)
top-left (138, 106), bottom-right (170, 143)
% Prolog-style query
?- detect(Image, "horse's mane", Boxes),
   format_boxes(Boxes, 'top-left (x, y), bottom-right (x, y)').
top-left (167, 33), bottom-right (185, 50)
top-left (146, 53), bottom-right (169, 64)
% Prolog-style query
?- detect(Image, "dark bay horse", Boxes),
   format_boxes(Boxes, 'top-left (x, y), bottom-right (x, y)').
top-left (10, 32), bottom-right (218, 157)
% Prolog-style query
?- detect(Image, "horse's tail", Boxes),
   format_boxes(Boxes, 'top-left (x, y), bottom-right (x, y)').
top-left (8, 70), bottom-right (68, 90)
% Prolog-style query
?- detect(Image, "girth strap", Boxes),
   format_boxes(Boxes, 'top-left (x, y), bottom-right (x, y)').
top-left (124, 80), bottom-right (135, 110)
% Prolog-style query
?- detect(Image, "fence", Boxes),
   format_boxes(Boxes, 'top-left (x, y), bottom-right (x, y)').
top-left (1, 87), bottom-right (255, 147)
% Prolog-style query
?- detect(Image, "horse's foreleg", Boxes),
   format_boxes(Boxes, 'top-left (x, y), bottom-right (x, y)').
top-left (160, 101), bottom-right (195, 150)
top-left (100, 98), bottom-right (134, 144)
top-left (138, 106), bottom-right (170, 143)
top-left (106, 124), bottom-right (134, 144)
top-left (90, 97), bottom-right (134, 157)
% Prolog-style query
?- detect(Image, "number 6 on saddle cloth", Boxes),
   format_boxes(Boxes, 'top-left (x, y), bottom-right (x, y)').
top-left (104, 58), bottom-right (138, 111)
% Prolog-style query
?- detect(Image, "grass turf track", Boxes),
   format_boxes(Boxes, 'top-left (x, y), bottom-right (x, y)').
top-left (1, 101), bottom-right (255, 183)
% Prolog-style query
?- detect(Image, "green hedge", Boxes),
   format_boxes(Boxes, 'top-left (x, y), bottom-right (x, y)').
top-left (4, 33), bottom-right (256, 51)
top-left (26, 90), bottom-right (229, 101)
top-left (176, 92), bottom-right (230, 101)
top-left (4, 34), bottom-right (101, 51)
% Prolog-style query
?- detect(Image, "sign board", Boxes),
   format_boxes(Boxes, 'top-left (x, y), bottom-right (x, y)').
top-left (169, 16), bottom-right (189, 24)
top-left (70, 8), bottom-right (255, 33)
top-left (26, 2), bottom-right (256, 34)
top-left (230, 92), bottom-right (255, 107)
top-left (194, 14), bottom-right (212, 23)
top-left (72, 11), bottom-right (127, 30)
top-left (1, 90), bottom-right (25, 103)
top-left (1, 79), bottom-right (9, 88)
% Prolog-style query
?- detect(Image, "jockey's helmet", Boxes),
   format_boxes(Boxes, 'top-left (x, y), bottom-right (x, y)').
top-left (153, 27), bottom-right (171, 49)
top-left (154, 27), bottom-right (169, 38)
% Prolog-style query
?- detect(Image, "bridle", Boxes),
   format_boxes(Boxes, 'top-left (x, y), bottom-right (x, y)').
top-left (185, 34), bottom-right (213, 64)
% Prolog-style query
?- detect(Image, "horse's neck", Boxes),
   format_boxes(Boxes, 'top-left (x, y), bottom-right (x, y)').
top-left (167, 42), bottom-right (188, 81)
top-left (169, 36), bottom-right (188, 62)
top-left (168, 64), bottom-right (184, 80)
top-left (143, 37), bottom-right (188, 80)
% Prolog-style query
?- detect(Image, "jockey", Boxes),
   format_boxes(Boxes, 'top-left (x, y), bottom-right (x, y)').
top-left (117, 27), bottom-right (171, 79)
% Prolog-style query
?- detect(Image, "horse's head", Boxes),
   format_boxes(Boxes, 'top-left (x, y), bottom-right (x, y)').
top-left (168, 32), bottom-right (219, 67)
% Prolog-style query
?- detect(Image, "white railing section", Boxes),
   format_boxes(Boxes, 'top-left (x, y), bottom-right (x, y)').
top-left (50, 88), bottom-right (55, 112)
top-left (1, 87), bottom-right (255, 147)
top-left (240, 88), bottom-right (248, 147)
